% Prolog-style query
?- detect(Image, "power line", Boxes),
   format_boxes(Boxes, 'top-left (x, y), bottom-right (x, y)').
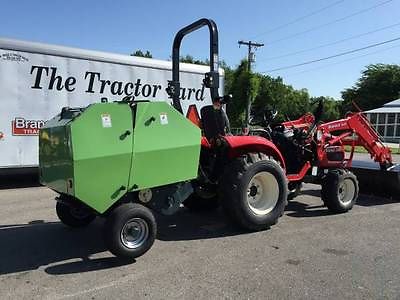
top-left (262, 36), bottom-right (400, 73)
top-left (251, 0), bottom-right (345, 39)
top-left (267, 0), bottom-right (394, 45)
top-left (282, 44), bottom-right (400, 77)
top-left (259, 21), bottom-right (400, 62)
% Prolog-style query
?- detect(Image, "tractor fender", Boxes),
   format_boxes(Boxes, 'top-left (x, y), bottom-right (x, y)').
top-left (223, 135), bottom-right (286, 169)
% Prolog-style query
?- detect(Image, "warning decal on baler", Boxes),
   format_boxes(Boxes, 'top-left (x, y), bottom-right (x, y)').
top-left (101, 114), bottom-right (112, 128)
top-left (160, 113), bottom-right (168, 125)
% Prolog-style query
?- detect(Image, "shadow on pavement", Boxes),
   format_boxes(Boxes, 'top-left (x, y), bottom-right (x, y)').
top-left (286, 186), bottom-right (399, 218)
top-left (301, 186), bottom-right (399, 206)
top-left (355, 193), bottom-right (399, 207)
top-left (156, 209), bottom-right (249, 242)
top-left (45, 257), bottom-right (133, 275)
top-left (0, 220), bottom-right (132, 276)
top-left (285, 200), bottom-right (331, 218)
top-left (0, 209), bottom-right (248, 275)
top-left (300, 189), bottom-right (321, 198)
top-left (2, 187), bottom-right (398, 276)
top-left (0, 172), bottom-right (40, 190)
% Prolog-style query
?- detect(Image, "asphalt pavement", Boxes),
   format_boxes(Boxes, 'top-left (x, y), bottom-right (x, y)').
top-left (0, 180), bottom-right (399, 299)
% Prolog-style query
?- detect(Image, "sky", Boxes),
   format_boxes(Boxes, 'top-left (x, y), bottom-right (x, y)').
top-left (0, 0), bottom-right (399, 99)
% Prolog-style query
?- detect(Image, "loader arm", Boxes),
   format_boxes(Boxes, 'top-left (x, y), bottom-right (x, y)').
top-left (318, 112), bottom-right (393, 168)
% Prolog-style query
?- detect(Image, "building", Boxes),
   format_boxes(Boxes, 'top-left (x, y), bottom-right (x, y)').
top-left (365, 99), bottom-right (400, 143)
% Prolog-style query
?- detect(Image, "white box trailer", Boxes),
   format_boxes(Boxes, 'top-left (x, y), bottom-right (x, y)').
top-left (0, 38), bottom-right (224, 172)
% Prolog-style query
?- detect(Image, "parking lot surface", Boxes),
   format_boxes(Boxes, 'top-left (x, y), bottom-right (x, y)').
top-left (0, 180), bottom-right (399, 300)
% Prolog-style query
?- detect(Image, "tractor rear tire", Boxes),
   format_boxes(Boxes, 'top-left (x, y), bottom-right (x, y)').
top-left (56, 201), bottom-right (96, 228)
top-left (219, 153), bottom-right (288, 231)
top-left (104, 203), bottom-right (156, 259)
top-left (321, 169), bottom-right (359, 213)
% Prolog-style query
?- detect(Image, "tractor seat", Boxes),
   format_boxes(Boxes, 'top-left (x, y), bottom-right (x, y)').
top-left (200, 105), bottom-right (227, 141)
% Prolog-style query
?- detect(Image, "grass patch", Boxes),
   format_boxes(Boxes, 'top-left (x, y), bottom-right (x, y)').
top-left (345, 145), bottom-right (400, 154)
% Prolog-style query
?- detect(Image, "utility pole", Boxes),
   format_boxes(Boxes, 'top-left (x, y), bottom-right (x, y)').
top-left (238, 40), bottom-right (264, 128)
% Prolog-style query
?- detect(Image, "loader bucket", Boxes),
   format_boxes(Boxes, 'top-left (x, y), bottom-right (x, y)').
top-left (351, 160), bottom-right (400, 199)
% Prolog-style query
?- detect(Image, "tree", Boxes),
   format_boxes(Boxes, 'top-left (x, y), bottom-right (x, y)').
top-left (131, 50), bottom-right (153, 58)
top-left (310, 96), bottom-right (340, 121)
top-left (223, 60), bottom-right (322, 126)
top-left (341, 64), bottom-right (400, 113)
top-left (179, 55), bottom-right (209, 65)
top-left (225, 60), bottom-right (261, 127)
top-left (251, 76), bottom-right (311, 123)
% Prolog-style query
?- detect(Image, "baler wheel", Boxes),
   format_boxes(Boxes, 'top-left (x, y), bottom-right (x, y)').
top-left (321, 169), bottom-right (359, 213)
top-left (56, 202), bottom-right (96, 228)
top-left (104, 203), bottom-right (156, 259)
top-left (219, 153), bottom-right (288, 231)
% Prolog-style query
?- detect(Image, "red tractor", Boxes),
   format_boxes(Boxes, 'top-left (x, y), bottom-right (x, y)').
top-left (169, 19), bottom-right (389, 235)
top-left (168, 19), bottom-right (290, 231)
top-left (249, 100), bottom-right (396, 212)
top-left (169, 18), bottom-right (397, 234)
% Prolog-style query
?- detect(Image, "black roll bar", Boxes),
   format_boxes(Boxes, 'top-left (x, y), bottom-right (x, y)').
top-left (167, 18), bottom-right (220, 114)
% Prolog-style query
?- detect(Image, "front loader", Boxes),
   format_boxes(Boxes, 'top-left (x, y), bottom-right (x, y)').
top-left (39, 19), bottom-right (290, 259)
top-left (249, 100), bottom-right (399, 211)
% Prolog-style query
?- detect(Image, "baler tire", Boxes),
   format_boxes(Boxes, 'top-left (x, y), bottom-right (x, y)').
top-left (219, 153), bottom-right (288, 231)
top-left (321, 169), bottom-right (359, 213)
top-left (183, 194), bottom-right (219, 212)
top-left (104, 203), bottom-right (156, 259)
top-left (56, 202), bottom-right (96, 228)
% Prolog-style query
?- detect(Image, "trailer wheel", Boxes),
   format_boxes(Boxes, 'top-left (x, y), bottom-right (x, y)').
top-left (219, 153), bottom-right (288, 231)
top-left (56, 201), bottom-right (96, 228)
top-left (104, 203), bottom-right (156, 259)
top-left (321, 170), bottom-right (359, 213)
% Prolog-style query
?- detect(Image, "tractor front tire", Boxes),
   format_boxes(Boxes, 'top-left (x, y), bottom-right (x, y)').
top-left (56, 201), bottom-right (96, 228)
top-left (220, 153), bottom-right (288, 231)
top-left (104, 203), bottom-right (156, 259)
top-left (321, 169), bottom-right (359, 213)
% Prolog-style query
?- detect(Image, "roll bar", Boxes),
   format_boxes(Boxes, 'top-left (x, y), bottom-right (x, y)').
top-left (167, 18), bottom-right (220, 114)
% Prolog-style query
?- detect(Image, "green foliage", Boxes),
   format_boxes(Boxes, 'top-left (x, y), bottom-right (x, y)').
top-left (225, 62), bottom-right (400, 126)
top-left (310, 96), bottom-right (340, 121)
top-left (225, 60), bottom-right (318, 126)
top-left (131, 50), bottom-right (153, 58)
top-left (129, 51), bottom-right (348, 126)
top-left (341, 64), bottom-right (400, 113)
top-left (225, 60), bottom-right (254, 127)
top-left (252, 76), bottom-right (311, 122)
top-left (179, 55), bottom-right (209, 65)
